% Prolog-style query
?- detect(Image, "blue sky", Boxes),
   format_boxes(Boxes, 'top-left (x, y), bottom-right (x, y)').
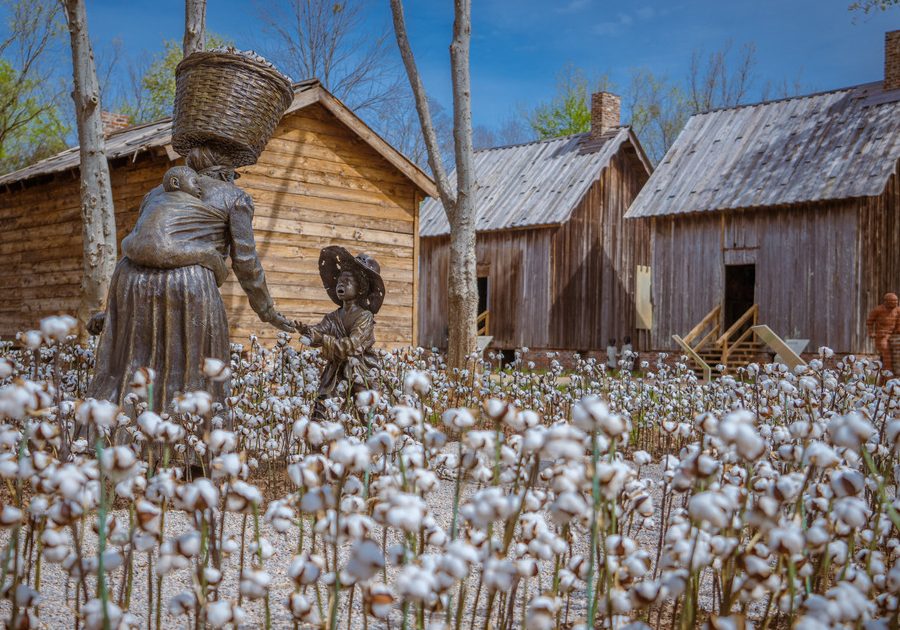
top-left (85, 0), bottom-right (897, 128)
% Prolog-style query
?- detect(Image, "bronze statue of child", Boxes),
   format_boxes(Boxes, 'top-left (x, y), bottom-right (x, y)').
top-left (121, 165), bottom-right (230, 286)
top-left (295, 246), bottom-right (384, 408)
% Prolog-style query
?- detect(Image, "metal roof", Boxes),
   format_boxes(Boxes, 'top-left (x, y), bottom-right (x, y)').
top-left (625, 81), bottom-right (900, 219)
top-left (420, 127), bottom-right (648, 237)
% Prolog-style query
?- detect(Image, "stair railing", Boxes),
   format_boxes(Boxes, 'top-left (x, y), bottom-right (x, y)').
top-left (717, 304), bottom-right (758, 364)
top-left (671, 304), bottom-right (721, 380)
top-left (477, 310), bottom-right (490, 336)
top-left (681, 304), bottom-right (721, 352)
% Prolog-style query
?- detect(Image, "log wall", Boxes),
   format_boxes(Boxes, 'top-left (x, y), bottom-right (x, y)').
top-left (0, 102), bottom-right (420, 348)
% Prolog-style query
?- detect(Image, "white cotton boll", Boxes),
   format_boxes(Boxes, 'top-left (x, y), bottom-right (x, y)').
top-left (365, 582), bottom-right (395, 619)
top-left (442, 408), bottom-right (475, 430)
top-left (396, 565), bottom-right (437, 602)
top-left (0, 359), bottom-right (13, 379)
top-left (549, 491), bottom-right (588, 526)
top-left (803, 441), bottom-right (839, 468)
top-left (288, 553), bottom-right (324, 585)
top-left (573, 396), bottom-right (628, 438)
top-left (688, 491), bottom-right (732, 530)
top-left (404, 370), bottom-right (431, 396)
top-left (205, 600), bottom-right (245, 629)
top-left (76, 399), bottom-right (119, 429)
top-left (249, 538), bottom-right (275, 561)
top-left (769, 524), bottom-right (805, 555)
top-left (522, 426), bottom-right (547, 453)
top-left (346, 538), bottom-right (385, 582)
top-left (286, 593), bottom-right (320, 624)
top-left (168, 591), bottom-right (196, 617)
top-left (209, 429), bottom-right (237, 454)
top-left (40, 315), bottom-right (77, 343)
top-left (174, 391), bottom-right (212, 416)
top-left (827, 413), bottom-right (874, 451)
top-left (483, 557), bottom-right (516, 592)
top-left (20, 330), bottom-right (41, 350)
top-left (136, 411), bottom-right (162, 438)
top-left (392, 406), bottom-right (422, 428)
top-left (202, 358), bottom-right (231, 382)
top-left (239, 569), bottom-right (271, 599)
top-left (525, 595), bottom-right (561, 630)
top-left (632, 450), bottom-right (652, 467)
top-left (329, 438), bottom-right (370, 473)
top-left (833, 496), bottom-right (869, 529)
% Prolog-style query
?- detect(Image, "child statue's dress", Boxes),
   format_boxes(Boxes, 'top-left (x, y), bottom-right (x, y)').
top-left (305, 307), bottom-right (380, 397)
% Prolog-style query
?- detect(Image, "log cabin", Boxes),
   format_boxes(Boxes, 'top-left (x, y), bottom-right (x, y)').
top-left (0, 80), bottom-right (436, 348)
top-left (624, 31), bottom-right (900, 372)
top-left (418, 92), bottom-right (653, 355)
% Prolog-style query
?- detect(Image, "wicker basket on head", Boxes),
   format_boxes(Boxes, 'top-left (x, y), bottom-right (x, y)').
top-left (172, 51), bottom-right (294, 167)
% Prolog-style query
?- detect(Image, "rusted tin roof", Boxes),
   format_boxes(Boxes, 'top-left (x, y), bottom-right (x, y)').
top-left (625, 81), bottom-right (900, 219)
top-left (420, 127), bottom-right (649, 237)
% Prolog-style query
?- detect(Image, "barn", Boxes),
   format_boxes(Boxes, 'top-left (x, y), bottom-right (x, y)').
top-left (0, 80), bottom-right (435, 348)
top-left (624, 31), bottom-right (900, 371)
top-left (418, 93), bottom-right (653, 355)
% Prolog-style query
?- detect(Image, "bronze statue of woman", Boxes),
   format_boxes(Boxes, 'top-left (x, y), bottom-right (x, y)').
top-left (87, 143), bottom-right (293, 411)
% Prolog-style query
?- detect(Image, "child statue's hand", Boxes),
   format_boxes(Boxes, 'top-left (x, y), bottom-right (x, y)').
top-left (293, 320), bottom-right (314, 345)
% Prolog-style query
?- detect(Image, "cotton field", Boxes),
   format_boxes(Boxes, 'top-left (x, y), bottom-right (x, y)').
top-left (0, 315), bottom-right (897, 629)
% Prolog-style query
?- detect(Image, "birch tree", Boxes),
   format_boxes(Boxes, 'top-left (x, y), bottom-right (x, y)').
top-left (61, 0), bottom-right (116, 329)
top-left (389, 0), bottom-right (477, 368)
top-left (183, 0), bottom-right (206, 56)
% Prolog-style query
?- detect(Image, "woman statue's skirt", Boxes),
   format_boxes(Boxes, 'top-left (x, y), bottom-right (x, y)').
top-left (88, 258), bottom-right (230, 412)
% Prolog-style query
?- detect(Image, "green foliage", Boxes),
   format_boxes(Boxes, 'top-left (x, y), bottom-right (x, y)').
top-left (120, 35), bottom-right (230, 124)
top-left (0, 0), bottom-right (69, 174)
top-left (849, 0), bottom-right (899, 12)
top-left (529, 66), bottom-right (611, 139)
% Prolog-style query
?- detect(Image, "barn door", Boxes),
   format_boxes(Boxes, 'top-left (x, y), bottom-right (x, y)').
top-left (724, 264), bottom-right (756, 329)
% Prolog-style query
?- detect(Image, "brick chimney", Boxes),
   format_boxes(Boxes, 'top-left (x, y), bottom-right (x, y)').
top-left (590, 92), bottom-right (620, 140)
top-left (886, 30), bottom-right (900, 91)
top-left (100, 111), bottom-right (131, 137)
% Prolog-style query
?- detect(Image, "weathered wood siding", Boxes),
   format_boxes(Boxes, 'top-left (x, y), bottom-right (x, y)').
top-left (650, 201), bottom-right (862, 353)
top-left (859, 161), bottom-right (900, 352)
top-left (418, 229), bottom-right (553, 349)
top-left (0, 102), bottom-right (420, 348)
top-left (550, 148), bottom-right (650, 350)
top-left (419, 145), bottom-right (650, 351)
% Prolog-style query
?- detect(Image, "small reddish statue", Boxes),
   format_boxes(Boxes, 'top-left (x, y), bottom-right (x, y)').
top-left (867, 292), bottom-right (900, 373)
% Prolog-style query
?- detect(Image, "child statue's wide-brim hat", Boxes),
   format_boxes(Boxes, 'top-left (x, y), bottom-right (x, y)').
top-left (319, 246), bottom-right (385, 314)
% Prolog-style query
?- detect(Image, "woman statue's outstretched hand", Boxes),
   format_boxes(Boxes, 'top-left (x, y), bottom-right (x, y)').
top-left (262, 306), bottom-right (295, 332)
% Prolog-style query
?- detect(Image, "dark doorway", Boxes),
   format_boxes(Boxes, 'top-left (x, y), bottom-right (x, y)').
top-left (477, 276), bottom-right (489, 316)
top-left (724, 264), bottom-right (755, 329)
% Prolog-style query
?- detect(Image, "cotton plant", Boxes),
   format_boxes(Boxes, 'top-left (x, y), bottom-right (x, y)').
top-left (0, 316), bottom-right (899, 628)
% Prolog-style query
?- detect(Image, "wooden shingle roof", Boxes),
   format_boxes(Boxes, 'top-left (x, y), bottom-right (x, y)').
top-left (625, 81), bottom-right (900, 219)
top-left (420, 127), bottom-right (650, 237)
top-left (0, 80), bottom-right (436, 197)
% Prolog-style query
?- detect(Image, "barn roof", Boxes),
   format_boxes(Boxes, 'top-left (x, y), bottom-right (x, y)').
top-left (420, 127), bottom-right (650, 237)
top-left (0, 80), bottom-right (437, 198)
top-left (625, 81), bottom-right (900, 219)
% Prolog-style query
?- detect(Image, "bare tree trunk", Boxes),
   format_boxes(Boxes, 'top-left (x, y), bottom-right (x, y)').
top-left (183, 0), bottom-right (207, 56)
top-left (446, 0), bottom-right (477, 369)
top-left (389, 0), bottom-right (477, 368)
top-left (62, 0), bottom-right (117, 330)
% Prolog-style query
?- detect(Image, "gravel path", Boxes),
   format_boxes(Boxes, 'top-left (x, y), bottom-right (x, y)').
top-left (0, 455), bottom-right (728, 629)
